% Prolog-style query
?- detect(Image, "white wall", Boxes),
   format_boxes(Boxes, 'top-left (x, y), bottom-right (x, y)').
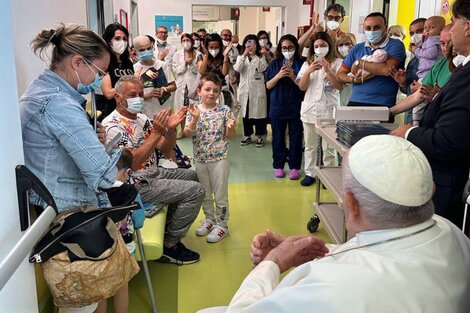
top-left (239, 7), bottom-right (261, 41)
top-left (138, 0), bottom-right (304, 41)
top-left (11, 0), bottom-right (88, 96)
top-left (0, 1), bottom-right (38, 312)
top-left (350, 0), bottom-right (371, 42)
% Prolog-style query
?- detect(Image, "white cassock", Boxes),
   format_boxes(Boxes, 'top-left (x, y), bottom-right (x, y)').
top-left (201, 216), bottom-right (470, 313)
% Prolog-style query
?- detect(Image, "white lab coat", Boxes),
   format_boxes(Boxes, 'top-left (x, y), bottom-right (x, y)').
top-left (234, 55), bottom-right (268, 119)
top-left (172, 49), bottom-right (201, 109)
top-left (296, 58), bottom-right (342, 123)
top-left (223, 216), bottom-right (470, 313)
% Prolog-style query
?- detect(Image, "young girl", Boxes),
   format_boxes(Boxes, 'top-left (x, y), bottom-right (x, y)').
top-left (265, 34), bottom-right (305, 180)
top-left (183, 73), bottom-right (236, 243)
top-left (233, 34), bottom-right (268, 147)
top-left (297, 32), bottom-right (343, 186)
top-left (172, 33), bottom-right (203, 138)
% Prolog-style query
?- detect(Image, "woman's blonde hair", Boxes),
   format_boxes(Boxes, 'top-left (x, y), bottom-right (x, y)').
top-left (31, 23), bottom-right (109, 70)
top-left (388, 25), bottom-right (407, 40)
top-left (336, 33), bottom-right (356, 47)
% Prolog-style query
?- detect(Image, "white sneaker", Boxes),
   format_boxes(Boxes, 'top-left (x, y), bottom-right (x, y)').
top-left (206, 225), bottom-right (229, 243)
top-left (195, 219), bottom-right (214, 236)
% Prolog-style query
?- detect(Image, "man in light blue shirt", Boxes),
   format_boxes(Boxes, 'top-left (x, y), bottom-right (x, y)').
top-left (337, 12), bottom-right (406, 108)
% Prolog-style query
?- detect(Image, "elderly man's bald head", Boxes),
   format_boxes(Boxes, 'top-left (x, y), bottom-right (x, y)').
top-left (133, 35), bottom-right (151, 50)
top-left (440, 23), bottom-right (453, 54)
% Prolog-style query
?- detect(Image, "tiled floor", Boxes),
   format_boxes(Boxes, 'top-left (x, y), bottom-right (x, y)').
top-left (125, 134), bottom-right (334, 313)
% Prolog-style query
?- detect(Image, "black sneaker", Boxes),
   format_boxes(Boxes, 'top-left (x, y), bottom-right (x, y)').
top-left (255, 137), bottom-right (265, 148)
top-left (159, 242), bottom-right (200, 265)
top-left (300, 175), bottom-right (316, 186)
top-left (240, 136), bottom-right (252, 146)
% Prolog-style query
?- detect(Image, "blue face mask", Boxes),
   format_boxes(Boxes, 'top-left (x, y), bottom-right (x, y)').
top-left (125, 97), bottom-right (144, 114)
top-left (138, 50), bottom-right (154, 62)
top-left (75, 60), bottom-right (105, 95)
top-left (365, 30), bottom-right (384, 44)
top-left (76, 73), bottom-right (103, 95)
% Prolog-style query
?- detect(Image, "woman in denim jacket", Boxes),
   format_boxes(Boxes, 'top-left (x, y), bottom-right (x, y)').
top-left (19, 24), bottom-right (119, 313)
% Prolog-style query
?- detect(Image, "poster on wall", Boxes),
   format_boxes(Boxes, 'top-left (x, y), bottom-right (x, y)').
top-left (155, 15), bottom-right (184, 35)
top-left (440, 0), bottom-right (454, 23)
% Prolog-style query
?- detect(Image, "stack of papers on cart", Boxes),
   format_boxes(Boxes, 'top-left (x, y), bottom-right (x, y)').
top-left (336, 122), bottom-right (390, 148)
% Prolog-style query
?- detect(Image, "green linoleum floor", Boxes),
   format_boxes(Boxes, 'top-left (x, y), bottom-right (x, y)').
top-left (122, 134), bottom-right (337, 313)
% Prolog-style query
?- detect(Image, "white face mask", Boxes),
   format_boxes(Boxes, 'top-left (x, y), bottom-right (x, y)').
top-left (282, 51), bottom-right (295, 60)
top-left (209, 49), bottom-right (220, 58)
top-left (222, 40), bottom-right (229, 47)
top-left (326, 20), bottom-right (340, 31)
top-left (182, 41), bottom-right (192, 50)
top-left (314, 46), bottom-right (329, 58)
top-left (338, 45), bottom-right (350, 57)
top-left (156, 38), bottom-right (166, 45)
top-left (390, 35), bottom-right (402, 41)
top-left (112, 39), bottom-right (127, 55)
top-left (194, 40), bottom-right (201, 48)
top-left (410, 33), bottom-right (424, 47)
top-left (453, 54), bottom-right (466, 67)
top-left (125, 97), bottom-right (144, 114)
top-left (233, 42), bottom-right (239, 48)
top-left (259, 39), bottom-right (268, 47)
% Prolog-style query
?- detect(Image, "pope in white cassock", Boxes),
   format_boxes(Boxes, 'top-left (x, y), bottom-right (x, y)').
top-left (198, 135), bottom-right (470, 313)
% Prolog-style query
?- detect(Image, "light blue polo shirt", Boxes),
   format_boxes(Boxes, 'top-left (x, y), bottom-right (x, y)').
top-left (342, 37), bottom-right (406, 107)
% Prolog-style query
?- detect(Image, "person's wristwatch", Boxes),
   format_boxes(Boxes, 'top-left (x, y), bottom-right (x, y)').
top-left (354, 60), bottom-right (360, 67)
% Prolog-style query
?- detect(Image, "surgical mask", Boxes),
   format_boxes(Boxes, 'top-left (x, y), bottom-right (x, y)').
top-left (156, 38), bottom-right (166, 45)
top-left (410, 33), bottom-right (424, 47)
top-left (365, 30), bottom-right (384, 44)
top-left (282, 51), bottom-right (295, 60)
top-left (338, 45), bottom-right (350, 57)
top-left (326, 20), bottom-right (340, 31)
top-left (182, 41), bottom-right (192, 50)
top-left (125, 97), bottom-right (144, 114)
top-left (111, 39), bottom-right (127, 55)
top-left (138, 50), bottom-right (154, 62)
top-left (75, 62), bottom-right (104, 95)
top-left (259, 39), bottom-right (268, 47)
top-left (222, 40), bottom-right (229, 47)
top-left (209, 49), bottom-right (220, 58)
top-left (233, 42), bottom-right (239, 48)
top-left (314, 47), bottom-right (329, 58)
top-left (390, 35), bottom-right (402, 41)
top-left (194, 40), bottom-right (201, 48)
top-left (453, 54), bottom-right (466, 67)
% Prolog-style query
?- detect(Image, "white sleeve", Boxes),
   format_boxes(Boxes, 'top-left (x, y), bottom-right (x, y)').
top-left (258, 56), bottom-right (269, 73)
top-left (233, 55), bottom-right (246, 72)
top-left (296, 62), bottom-right (308, 81)
top-left (172, 51), bottom-right (187, 75)
top-left (226, 261), bottom-right (281, 313)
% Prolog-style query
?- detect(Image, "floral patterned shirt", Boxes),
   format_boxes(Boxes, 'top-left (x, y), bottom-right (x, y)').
top-left (186, 103), bottom-right (234, 163)
top-left (103, 110), bottom-right (157, 180)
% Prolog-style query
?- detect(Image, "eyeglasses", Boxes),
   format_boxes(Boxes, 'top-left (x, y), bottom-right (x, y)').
top-left (84, 59), bottom-right (108, 78)
top-left (326, 15), bottom-right (342, 22)
top-left (157, 30), bottom-right (168, 34)
top-left (281, 45), bottom-right (295, 52)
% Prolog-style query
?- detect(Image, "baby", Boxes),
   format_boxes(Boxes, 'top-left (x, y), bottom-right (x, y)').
top-left (348, 49), bottom-right (388, 78)
top-left (413, 16), bottom-right (446, 125)
top-left (415, 16), bottom-right (446, 79)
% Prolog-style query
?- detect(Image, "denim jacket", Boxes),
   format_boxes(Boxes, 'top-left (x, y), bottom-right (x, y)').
top-left (20, 69), bottom-right (120, 212)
